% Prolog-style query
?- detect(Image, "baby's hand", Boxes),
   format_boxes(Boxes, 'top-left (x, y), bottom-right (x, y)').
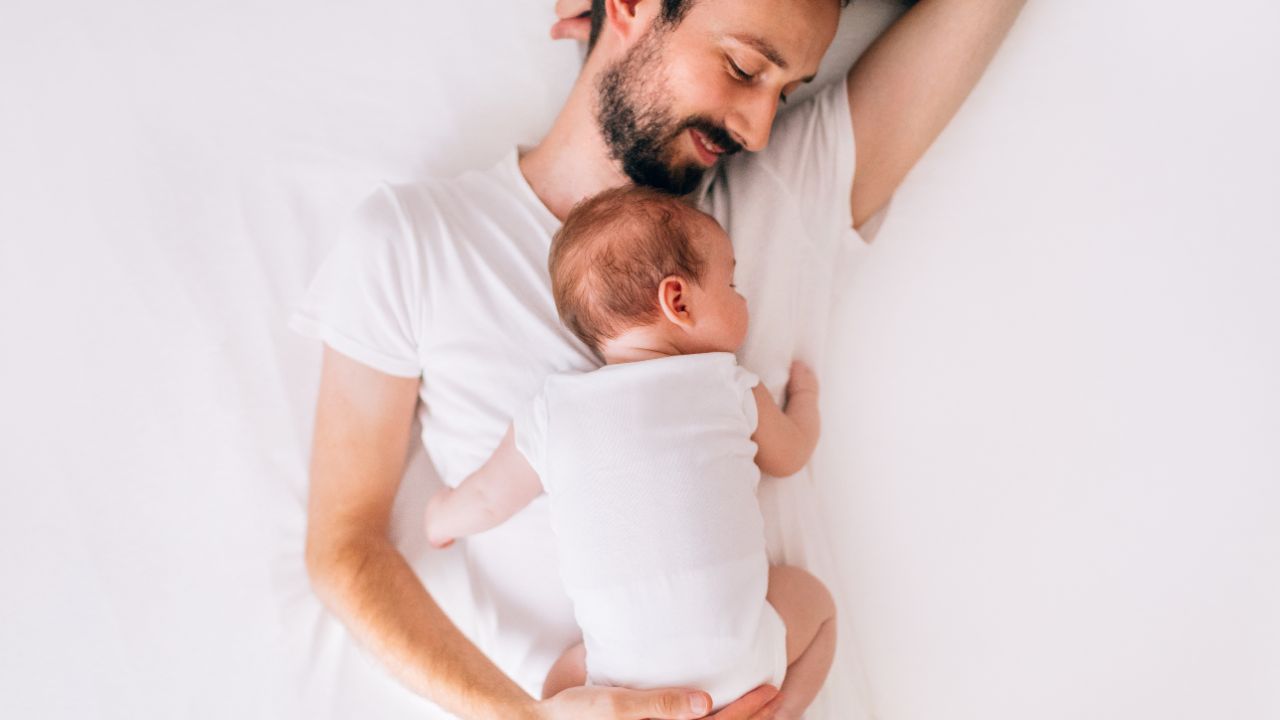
top-left (786, 360), bottom-right (819, 402)
top-left (423, 487), bottom-right (455, 549)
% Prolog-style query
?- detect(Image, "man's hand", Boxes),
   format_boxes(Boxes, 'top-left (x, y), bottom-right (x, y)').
top-left (705, 686), bottom-right (783, 720)
top-left (551, 0), bottom-right (591, 41)
top-left (536, 684), bottom-right (782, 720)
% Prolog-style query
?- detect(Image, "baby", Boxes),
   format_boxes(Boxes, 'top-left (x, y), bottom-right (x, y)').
top-left (424, 185), bottom-right (836, 717)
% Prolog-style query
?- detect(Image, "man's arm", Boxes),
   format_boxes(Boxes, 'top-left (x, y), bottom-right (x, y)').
top-left (847, 0), bottom-right (1027, 228)
top-left (307, 346), bottom-right (773, 720)
top-left (306, 347), bottom-right (543, 718)
top-left (752, 362), bottom-right (821, 478)
top-left (424, 425), bottom-right (543, 548)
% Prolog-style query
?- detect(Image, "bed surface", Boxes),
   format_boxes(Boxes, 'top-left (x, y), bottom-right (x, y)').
top-left (2, 1), bottom-right (1276, 718)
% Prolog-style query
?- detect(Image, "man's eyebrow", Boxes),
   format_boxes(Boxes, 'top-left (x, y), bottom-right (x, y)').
top-left (728, 33), bottom-right (790, 71)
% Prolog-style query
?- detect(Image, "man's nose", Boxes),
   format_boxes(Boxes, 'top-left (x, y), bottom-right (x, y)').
top-left (726, 93), bottom-right (779, 153)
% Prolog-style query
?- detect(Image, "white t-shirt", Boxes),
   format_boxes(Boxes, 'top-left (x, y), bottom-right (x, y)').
top-left (512, 353), bottom-right (785, 709)
top-left (291, 77), bottom-right (866, 698)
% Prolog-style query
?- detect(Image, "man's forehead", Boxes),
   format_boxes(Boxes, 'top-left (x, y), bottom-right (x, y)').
top-left (684, 0), bottom-right (838, 73)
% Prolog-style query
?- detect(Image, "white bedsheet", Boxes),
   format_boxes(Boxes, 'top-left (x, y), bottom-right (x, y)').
top-left (2, 1), bottom-right (1277, 719)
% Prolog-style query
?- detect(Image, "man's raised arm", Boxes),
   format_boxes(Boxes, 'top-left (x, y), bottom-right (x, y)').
top-left (846, 0), bottom-right (1027, 229)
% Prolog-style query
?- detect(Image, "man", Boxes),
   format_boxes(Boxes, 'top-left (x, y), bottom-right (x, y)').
top-left (294, 1), bottom-right (1025, 718)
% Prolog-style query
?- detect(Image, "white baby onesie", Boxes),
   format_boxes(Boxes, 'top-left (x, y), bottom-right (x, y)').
top-left (512, 352), bottom-right (787, 710)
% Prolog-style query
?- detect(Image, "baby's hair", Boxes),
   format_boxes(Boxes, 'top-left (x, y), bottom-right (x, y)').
top-left (549, 185), bottom-right (709, 354)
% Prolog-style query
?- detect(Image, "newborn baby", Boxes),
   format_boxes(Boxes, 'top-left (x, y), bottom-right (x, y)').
top-left (424, 186), bottom-right (836, 717)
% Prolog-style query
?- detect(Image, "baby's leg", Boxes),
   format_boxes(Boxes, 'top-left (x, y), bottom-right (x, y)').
top-left (767, 565), bottom-right (837, 718)
top-left (542, 641), bottom-right (587, 699)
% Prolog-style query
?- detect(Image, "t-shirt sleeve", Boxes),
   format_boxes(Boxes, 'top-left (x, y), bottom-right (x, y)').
top-left (512, 389), bottom-right (551, 493)
top-left (751, 75), bottom-right (858, 241)
top-left (289, 185), bottom-right (425, 378)
top-left (733, 364), bottom-right (762, 435)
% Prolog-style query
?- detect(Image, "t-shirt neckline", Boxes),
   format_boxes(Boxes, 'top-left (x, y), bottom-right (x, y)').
top-left (510, 146), bottom-right (564, 234)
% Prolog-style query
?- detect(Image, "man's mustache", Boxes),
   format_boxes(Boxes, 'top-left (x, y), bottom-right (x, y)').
top-left (677, 117), bottom-right (744, 156)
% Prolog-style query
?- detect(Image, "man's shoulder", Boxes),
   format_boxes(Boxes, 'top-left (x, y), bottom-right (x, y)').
top-left (701, 78), bottom-right (857, 241)
top-left (380, 156), bottom-right (513, 219)
top-left (697, 90), bottom-right (834, 209)
top-left (366, 152), bottom-right (542, 247)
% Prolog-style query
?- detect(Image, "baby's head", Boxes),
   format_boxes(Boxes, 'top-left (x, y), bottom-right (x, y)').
top-left (549, 185), bottom-right (747, 360)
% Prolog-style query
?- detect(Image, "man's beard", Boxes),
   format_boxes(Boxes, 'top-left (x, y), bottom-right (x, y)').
top-left (595, 27), bottom-right (743, 195)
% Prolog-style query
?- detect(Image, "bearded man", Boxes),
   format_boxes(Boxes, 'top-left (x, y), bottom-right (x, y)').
top-left (294, 1), bottom-right (1025, 718)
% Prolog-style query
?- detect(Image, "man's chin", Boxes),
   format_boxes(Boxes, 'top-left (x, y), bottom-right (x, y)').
top-left (675, 166), bottom-right (709, 195)
top-left (622, 162), bottom-right (706, 196)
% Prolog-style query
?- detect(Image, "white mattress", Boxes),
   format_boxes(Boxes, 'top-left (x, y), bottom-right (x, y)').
top-left (2, 1), bottom-right (1277, 719)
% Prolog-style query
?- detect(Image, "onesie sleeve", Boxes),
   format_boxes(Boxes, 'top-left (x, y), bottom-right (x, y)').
top-left (732, 364), bottom-right (762, 435)
top-left (512, 389), bottom-right (552, 493)
top-left (289, 184), bottom-right (425, 378)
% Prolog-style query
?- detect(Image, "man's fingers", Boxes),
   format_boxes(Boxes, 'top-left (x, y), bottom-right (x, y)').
top-left (551, 0), bottom-right (591, 41)
top-left (752, 690), bottom-right (786, 720)
top-left (616, 688), bottom-right (712, 719)
top-left (547, 685), bottom-right (778, 719)
top-left (554, 0), bottom-right (591, 21)
top-left (550, 16), bottom-right (591, 42)
top-left (705, 685), bottom-right (780, 719)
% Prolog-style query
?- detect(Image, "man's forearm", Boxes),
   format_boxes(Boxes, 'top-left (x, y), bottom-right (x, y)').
top-left (310, 535), bottom-right (539, 720)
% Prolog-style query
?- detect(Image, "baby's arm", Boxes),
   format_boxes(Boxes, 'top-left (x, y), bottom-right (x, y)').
top-left (751, 361), bottom-right (821, 477)
top-left (423, 424), bottom-right (542, 548)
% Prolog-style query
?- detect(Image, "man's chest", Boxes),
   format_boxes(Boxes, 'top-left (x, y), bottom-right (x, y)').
top-left (410, 185), bottom-right (838, 479)
top-left (416, 225), bottom-right (598, 418)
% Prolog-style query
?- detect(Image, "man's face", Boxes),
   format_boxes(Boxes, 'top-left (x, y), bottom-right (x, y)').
top-left (595, 0), bottom-right (839, 194)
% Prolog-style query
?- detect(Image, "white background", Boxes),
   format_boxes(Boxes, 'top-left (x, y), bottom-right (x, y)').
top-left (1, 1), bottom-right (1277, 718)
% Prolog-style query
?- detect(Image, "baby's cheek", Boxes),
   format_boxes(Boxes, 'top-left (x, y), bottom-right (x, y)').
top-left (734, 309), bottom-right (750, 346)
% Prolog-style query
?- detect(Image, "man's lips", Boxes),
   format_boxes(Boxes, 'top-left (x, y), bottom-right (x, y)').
top-left (689, 128), bottom-right (726, 165)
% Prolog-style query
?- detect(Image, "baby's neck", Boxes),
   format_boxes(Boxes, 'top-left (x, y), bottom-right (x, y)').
top-left (600, 346), bottom-right (677, 365)
top-left (598, 326), bottom-right (686, 366)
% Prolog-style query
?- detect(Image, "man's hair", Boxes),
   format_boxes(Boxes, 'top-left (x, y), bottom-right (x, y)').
top-left (549, 185), bottom-right (709, 353)
top-left (587, 0), bottom-right (853, 53)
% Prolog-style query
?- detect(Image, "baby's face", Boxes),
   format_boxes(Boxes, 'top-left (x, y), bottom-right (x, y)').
top-left (688, 217), bottom-right (749, 354)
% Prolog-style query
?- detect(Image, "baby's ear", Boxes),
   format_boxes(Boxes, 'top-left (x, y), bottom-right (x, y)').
top-left (657, 275), bottom-right (694, 329)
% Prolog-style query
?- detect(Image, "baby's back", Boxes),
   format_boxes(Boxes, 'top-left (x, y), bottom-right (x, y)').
top-left (514, 352), bottom-right (773, 684)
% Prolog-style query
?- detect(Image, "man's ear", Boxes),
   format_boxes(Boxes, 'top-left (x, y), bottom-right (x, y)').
top-left (601, 0), bottom-right (660, 47)
top-left (657, 275), bottom-right (695, 330)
